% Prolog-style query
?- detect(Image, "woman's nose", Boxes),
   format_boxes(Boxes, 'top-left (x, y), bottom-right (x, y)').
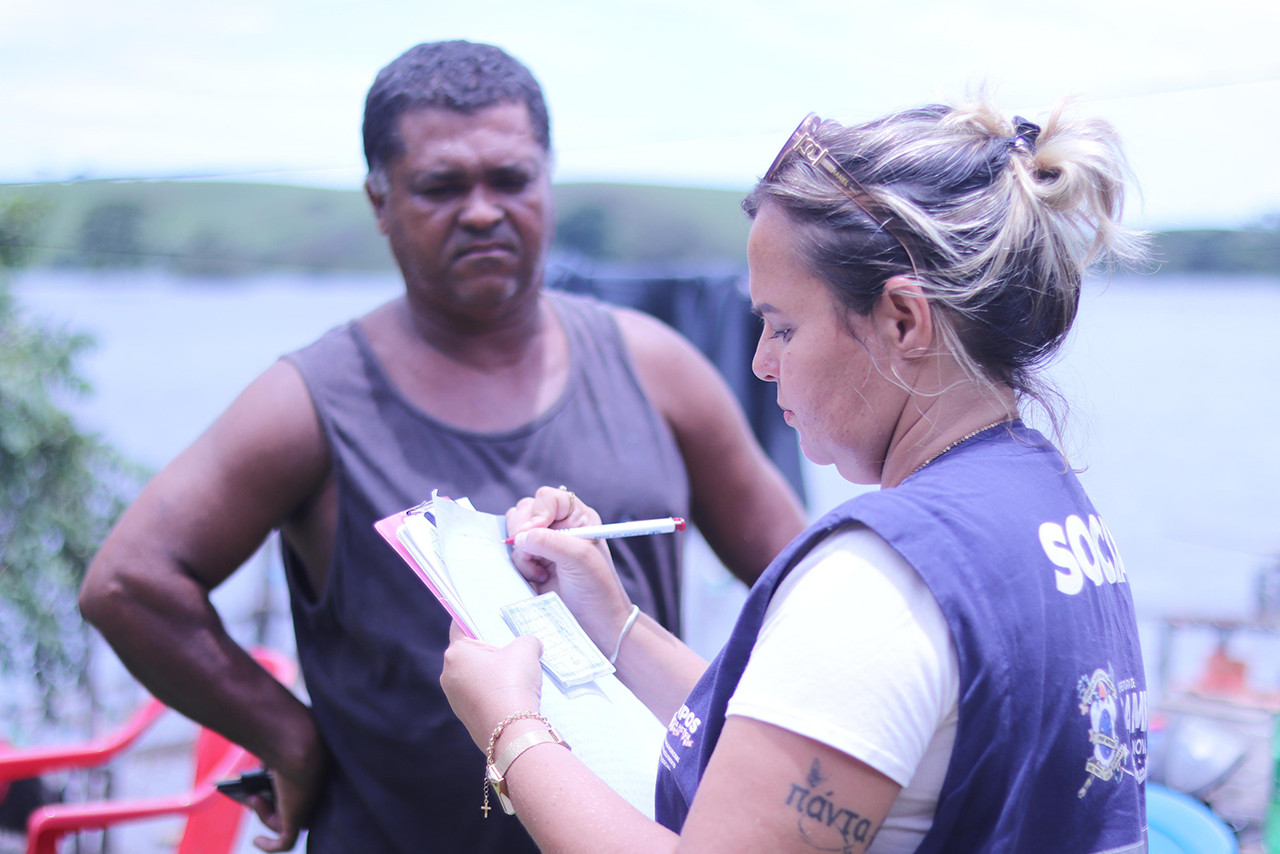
top-left (752, 333), bottom-right (777, 382)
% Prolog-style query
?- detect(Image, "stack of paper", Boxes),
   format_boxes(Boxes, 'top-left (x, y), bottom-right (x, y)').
top-left (374, 492), bottom-right (666, 817)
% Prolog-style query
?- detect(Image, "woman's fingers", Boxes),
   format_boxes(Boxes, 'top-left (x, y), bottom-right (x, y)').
top-left (507, 486), bottom-right (601, 537)
top-left (441, 626), bottom-right (546, 748)
top-left (507, 486), bottom-right (604, 584)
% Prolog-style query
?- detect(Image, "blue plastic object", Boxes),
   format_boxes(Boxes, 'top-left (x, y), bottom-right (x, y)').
top-left (1147, 782), bottom-right (1238, 854)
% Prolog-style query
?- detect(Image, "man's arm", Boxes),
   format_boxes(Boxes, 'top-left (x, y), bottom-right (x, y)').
top-left (614, 308), bottom-right (806, 584)
top-left (79, 359), bottom-right (331, 851)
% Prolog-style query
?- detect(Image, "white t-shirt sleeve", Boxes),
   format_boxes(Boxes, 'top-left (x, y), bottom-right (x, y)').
top-left (725, 524), bottom-right (958, 788)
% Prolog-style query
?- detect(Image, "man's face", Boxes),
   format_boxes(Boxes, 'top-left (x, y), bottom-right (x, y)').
top-left (367, 102), bottom-right (553, 325)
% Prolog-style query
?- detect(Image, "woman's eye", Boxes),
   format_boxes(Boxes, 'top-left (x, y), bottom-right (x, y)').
top-left (771, 327), bottom-right (793, 342)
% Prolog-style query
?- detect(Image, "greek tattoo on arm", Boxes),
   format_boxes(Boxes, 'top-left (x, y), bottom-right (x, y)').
top-left (784, 759), bottom-right (880, 853)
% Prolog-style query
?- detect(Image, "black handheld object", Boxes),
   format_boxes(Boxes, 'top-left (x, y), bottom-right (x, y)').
top-left (215, 767), bottom-right (275, 807)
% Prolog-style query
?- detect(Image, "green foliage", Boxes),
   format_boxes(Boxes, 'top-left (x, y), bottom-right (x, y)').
top-left (77, 201), bottom-right (146, 268)
top-left (0, 196), bottom-right (49, 268)
top-left (0, 197), bottom-right (143, 718)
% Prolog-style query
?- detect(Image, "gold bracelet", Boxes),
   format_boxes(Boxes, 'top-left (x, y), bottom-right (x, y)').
top-left (486, 725), bottom-right (568, 815)
top-left (483, 712), bottom-right (551, 818)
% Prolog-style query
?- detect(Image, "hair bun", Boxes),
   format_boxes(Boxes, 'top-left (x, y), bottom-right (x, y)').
top-left (1010, 116), bottom-right (1041, 152)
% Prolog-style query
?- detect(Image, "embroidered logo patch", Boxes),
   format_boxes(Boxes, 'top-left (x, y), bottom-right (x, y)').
top-left (1077, 666), bottom-right (1146, 797)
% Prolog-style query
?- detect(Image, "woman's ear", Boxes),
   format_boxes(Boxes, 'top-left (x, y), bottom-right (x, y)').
top-left (872, 276), bottom-right (934, 356)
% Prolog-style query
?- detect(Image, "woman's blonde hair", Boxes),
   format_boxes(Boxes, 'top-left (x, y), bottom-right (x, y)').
top-left (744, 97), bottom-right (1149, 432)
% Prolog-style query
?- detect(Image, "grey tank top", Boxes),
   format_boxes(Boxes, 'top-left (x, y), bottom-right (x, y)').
top-left (280, 291), bottom-right (687, 853)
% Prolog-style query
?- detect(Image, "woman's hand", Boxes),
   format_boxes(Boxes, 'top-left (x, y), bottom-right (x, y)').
top-left (506, 486), bottom-right (636, 651)
top-left (505, 484), bottom-right (603, 585)
top-left (441, 622), bottom-right (546, 751)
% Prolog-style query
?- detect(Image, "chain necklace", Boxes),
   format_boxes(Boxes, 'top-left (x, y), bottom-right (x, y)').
top-left (905, 418), bottom-right (1014, 480)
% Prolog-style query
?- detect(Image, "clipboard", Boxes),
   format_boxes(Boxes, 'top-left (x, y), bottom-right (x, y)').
top-left (374, 491), bottom-right (666, 816)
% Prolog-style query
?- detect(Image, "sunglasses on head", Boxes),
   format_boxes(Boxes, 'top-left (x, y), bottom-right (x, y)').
top-left (765, 113), bottom-right (922, 273)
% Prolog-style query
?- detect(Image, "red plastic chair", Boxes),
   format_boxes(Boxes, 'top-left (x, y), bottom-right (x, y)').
top-left (0, 647), bottom-right (296, 854)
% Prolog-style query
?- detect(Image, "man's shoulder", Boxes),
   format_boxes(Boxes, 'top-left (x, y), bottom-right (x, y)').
top-left (282, 320), bottom-right (366, 383)
top-left (287, 319), bottom-right (359, 356)
top-left (544, 286), bottom-right (615, 320)
top-left (288, 296), bottom-right (404, 361)
top-left (608, 304), bottom-right (704, 372)
top-left (545, 287), bottom-right (643, 355)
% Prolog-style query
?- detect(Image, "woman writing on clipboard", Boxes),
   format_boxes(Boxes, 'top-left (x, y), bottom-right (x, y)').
top-left (441, 97), bottom-right (1150, 854)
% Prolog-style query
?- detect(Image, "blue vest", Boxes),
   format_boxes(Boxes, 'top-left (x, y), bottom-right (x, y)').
top-left (655, 423), bottom-right (1147, 853)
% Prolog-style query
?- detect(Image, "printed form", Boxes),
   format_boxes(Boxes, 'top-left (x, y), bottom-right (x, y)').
top-left (375, 493), bottom-right (667, 817)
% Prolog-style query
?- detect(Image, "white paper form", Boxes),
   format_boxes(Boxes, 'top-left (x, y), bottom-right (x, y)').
top-left (393, 494), bottom-right (667, 817)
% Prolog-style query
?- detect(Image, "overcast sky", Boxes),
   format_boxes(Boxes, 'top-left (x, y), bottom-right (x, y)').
top-left (4, 0), bottom-right (1278, 230)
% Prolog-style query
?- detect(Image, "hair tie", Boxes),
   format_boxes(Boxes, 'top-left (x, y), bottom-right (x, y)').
top-left (1009, 116), bottom-right (1041, 152)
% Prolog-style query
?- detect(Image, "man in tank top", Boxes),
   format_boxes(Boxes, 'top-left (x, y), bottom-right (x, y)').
top-left (80, 40), bottom-right (805, 853)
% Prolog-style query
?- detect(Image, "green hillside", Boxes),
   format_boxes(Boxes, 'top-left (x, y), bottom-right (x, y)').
top-left (2, 179), bottom-right (1276, 277)
top-left (1, 180), bottom-right (752, 276)
top-left (4, 181), bottom-right (383, 275)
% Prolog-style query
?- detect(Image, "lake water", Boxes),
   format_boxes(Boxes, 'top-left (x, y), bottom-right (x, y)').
top-left (10, 268), bottom-right (1280, 683)
top-left (6, 268), bottom-right (1280, 851)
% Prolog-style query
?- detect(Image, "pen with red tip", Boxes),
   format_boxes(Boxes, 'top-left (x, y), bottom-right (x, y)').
top-left (505, 517), bottom-right (686, 545)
